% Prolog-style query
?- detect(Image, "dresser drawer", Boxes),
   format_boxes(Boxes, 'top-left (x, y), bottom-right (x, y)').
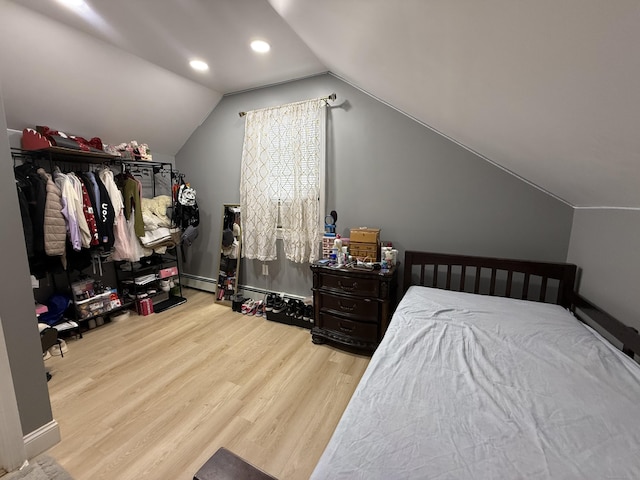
top-left (320, 313), bottom-right (379, 343)
top-left (319, 273), bottom-right (379, 297)
top-left (320, 292), bottom-right (378, 320)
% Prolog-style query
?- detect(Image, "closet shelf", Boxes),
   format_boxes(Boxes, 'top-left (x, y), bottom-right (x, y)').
top-left (15, 146), bottom-right (119, 163)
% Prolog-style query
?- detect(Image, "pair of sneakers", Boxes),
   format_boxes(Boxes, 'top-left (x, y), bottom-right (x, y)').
top-left (285, 299), bottom-right (306, 319)
top-left (265, 293), bottom-right (286, 314)
top-left (241, 299), bottom-right (264, 316)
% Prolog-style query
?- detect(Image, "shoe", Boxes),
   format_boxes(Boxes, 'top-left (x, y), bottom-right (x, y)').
top-left (303, 304), bottom-right (313, 322)
top-left (255, 301), bottom-right (264, 317)
top-left (248, 301), bottom-right (259, 316)
top-left (296, 300), bottom-right (305, 319)
top-left (241, 299), bottom-right (254, 315)
top-left (264, 293), bottom-right (277, 312)
top-left (272, 297), bottom-right (287, 314)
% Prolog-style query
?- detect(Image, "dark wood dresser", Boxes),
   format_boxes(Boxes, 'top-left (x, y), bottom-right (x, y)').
top-left (310, 264), bottom-right (398, 354)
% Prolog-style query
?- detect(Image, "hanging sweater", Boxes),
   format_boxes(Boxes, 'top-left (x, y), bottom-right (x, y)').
top-left (117, 174), bottom-right (145, 237)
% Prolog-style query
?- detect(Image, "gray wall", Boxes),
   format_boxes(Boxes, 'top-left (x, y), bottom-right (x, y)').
top-left (176, 73), bottom-right (574, 297)
top-left (567, 209), bottom-right (640, 331)
top-left (0, 91), bottom-right (54, 434)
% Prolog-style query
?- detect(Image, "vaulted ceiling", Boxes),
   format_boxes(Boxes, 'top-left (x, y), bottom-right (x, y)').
top-left (1, 0), bottom-right (638, 209)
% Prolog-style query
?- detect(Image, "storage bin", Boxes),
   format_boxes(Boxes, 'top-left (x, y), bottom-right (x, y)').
top-left (349, 227), bottom-right (380, 244)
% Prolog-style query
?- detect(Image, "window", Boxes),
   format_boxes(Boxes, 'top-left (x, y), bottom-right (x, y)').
top-left (240, 98), bottom-right (326, 263)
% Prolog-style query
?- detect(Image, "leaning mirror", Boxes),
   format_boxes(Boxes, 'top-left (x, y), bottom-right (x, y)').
top-left (215, 204), bottom-right (241, 305)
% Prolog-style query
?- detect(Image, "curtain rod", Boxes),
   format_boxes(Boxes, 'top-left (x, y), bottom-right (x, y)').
top-left (238, 93), bottom-right (337, 117)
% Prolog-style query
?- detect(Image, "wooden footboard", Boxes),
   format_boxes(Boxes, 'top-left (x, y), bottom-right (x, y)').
top-left (403, 250), bottom-right (640, 360)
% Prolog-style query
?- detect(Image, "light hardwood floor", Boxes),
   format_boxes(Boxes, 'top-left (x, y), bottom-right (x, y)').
top-left (43, 288), bottom-right (370, 480)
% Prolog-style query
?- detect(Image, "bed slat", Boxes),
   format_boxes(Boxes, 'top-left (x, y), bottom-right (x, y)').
top-left (489, 268), bottom-right (497, 296)
top-left (539, 277), bottom-right (548, 302)
top-left (522, 273), bottom-right (530, 300)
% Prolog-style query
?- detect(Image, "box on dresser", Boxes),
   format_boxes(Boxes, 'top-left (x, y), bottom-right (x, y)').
top-left (349, 227), bottom-right (381, 261)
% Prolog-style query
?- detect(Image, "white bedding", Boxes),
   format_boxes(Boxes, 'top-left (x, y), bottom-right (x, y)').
top-left (311, 286), bottom-right (640, 479)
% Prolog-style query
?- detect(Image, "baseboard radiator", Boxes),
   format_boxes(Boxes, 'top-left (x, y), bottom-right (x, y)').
top-left (181, 274), bottom-right (217, 293)
top-left (239, 284), bottom-right (308, 302)
top-left (179, 275), bottom-right (307, 302)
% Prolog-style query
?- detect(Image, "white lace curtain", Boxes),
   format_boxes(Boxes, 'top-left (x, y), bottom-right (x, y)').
top-left (240, 98), bottom-right (325, 263)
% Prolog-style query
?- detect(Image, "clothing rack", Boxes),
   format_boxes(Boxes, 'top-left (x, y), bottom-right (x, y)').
top-left (12, 147), bottom-right (188, 326)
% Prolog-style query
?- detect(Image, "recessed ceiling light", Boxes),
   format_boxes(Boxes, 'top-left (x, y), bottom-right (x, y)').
top-left (189, 60), bottom-right (209, 72)
top-left (250, 40), bottom-right (271, 53)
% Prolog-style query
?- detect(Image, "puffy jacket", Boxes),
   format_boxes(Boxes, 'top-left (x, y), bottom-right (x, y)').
top-left (38, 168), bottom-right (67, 258)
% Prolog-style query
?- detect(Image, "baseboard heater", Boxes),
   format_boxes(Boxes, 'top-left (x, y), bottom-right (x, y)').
top-left (239, 284), bottom-right (307, 302)
top-left (181, 274), bottom-right (217, 293)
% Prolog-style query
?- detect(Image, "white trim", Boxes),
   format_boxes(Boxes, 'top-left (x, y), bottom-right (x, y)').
top-left (23, 419), bottom-right (60, 459)
top-left (181, 274), bottom-right (217, 293)
top-left (0, 315), bottom-right (27, 472)
top-left (573, 206), bottom-right (640, 211)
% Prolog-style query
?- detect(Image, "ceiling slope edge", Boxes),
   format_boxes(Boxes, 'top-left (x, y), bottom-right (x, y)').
top-left (326, 73), bottom-right (573, 208)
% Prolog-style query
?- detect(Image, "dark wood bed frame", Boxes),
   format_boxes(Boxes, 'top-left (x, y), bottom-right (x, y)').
top-left (403, 250), bottom-right (640, 359)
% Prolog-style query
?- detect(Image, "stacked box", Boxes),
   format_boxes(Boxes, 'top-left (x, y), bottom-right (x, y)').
top-left (158, 266), bottom-right (178, 278)
top-left (136, 297), bottom-right (154, 316)
top-left (349, 227), bottom-right (381, 261)
top-left (322, 236), bottom-right (334, 258)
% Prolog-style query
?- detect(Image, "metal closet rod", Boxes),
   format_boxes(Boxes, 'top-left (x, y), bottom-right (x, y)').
top-left (238, 93), bottom-right (337, 117)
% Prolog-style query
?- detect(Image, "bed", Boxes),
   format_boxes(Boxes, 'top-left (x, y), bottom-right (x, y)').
top-left (311, 251), bottom-right (640, 479)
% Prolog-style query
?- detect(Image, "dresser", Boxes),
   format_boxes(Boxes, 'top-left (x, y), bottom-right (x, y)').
top-left (310, 264), bottom-right (398, 353)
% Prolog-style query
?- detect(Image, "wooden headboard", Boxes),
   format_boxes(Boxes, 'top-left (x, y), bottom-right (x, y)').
top-left (403, 251), bottom-right (577, 308)
top-left (403, 250), bottom-right (640, 360)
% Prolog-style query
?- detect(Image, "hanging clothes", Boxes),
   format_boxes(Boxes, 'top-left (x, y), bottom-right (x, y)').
top-left (74, 172), bottom-right (99, 246)
top-left (37, 168), bottom-right (67, 267)
top-left (116, 173), bottom-right (145, 237)
top-left (77, 172), bottom-right (102, 246)
top-left (53, 168), bottom-right (82, 252)
top-left (14, 163), bottom-right (46, 259)
top-left (94, 173), bottom-right (116, 250)
top-left (86, 171), bottom-right (115, 249)
top-left (66, 172), bottom-right (92, 248)
top-left (98, 168), bottom-right (135, 262)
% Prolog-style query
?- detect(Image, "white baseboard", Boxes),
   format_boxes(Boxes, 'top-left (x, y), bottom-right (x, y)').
top-left (24, 420), bottom-right (60, 458)
top-left (181, 274), bottom-right (217, 293)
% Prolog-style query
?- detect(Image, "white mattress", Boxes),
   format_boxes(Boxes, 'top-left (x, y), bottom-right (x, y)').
top-left (311, 286), bottom-right (640, 479)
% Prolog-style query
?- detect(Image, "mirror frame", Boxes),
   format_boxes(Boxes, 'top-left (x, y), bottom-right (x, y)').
top-left (215, 203), bottom-right (241, 306)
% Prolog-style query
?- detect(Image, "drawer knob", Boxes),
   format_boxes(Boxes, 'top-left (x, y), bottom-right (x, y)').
top-left (339, 301), bottom-right (356, 312)
top-left (338, 280), bottom-right (358, 292)
top-left (339, 322), bottom-right (354, 333)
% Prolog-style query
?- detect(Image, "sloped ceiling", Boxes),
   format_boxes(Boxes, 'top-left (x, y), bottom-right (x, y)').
top-left (1, 0), bottom-right (639, 208)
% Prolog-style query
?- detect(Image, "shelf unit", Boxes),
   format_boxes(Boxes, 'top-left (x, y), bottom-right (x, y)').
top-left (12, 146), bottom-right (187, 327)
top-left (115, 253), bottom-right (185, 313)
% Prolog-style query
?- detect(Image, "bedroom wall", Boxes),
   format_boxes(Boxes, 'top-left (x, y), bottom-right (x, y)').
top-left (0, 91), bottom-right (55, 435)
top-left (567, 209), bottom-right (640, 330)
top-left (176, 73), bottom-right (574, 297)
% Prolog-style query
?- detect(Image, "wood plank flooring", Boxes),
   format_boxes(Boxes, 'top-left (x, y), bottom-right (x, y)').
top-left (44, 288), bottom-right (370, 480)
